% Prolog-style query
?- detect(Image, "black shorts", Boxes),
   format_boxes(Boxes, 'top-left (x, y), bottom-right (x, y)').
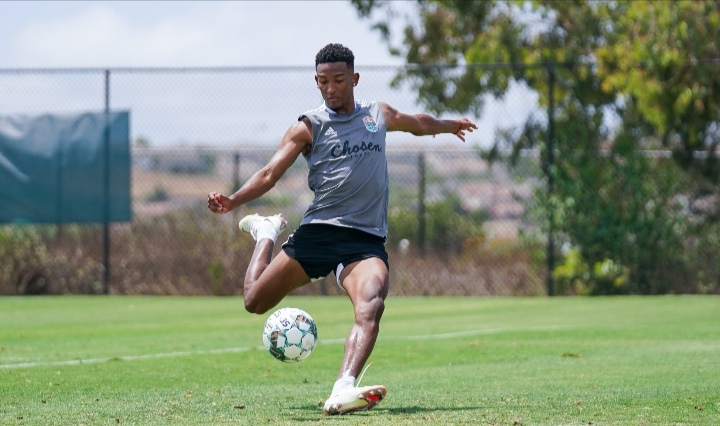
top-left (281, 224), bottom-right (389, 282)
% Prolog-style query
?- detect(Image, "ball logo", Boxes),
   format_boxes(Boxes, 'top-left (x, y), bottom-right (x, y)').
top-left (363, 116), bottom-right (379, 133)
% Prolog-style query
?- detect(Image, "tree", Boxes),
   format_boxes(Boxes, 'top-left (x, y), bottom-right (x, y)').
top-left (352, 0), bottom-right (720, 294)
top-left (133, 136), bottom-right (152, 148)
top-left (597, 1), bottom-right (720, 181)
top-left (353, 0), bottom-right (719, 171)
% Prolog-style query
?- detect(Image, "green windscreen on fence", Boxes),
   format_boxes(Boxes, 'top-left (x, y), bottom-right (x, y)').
top-left (0, 111), bottom-right (131, 224)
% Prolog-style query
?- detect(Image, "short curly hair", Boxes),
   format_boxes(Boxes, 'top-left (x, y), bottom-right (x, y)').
top-left (315, 43), bottom-right (354, 70)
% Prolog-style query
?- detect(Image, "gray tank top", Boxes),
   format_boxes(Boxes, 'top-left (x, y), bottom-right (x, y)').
top-left (298, 100), bottom-right (389, 238)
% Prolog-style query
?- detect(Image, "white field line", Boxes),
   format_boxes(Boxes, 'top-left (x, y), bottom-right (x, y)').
top-left (0, 325), bottom-right (564, 370)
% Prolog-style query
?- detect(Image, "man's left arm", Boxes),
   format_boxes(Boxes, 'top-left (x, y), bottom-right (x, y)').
top-left (381, 102), bottom-right (477, 142)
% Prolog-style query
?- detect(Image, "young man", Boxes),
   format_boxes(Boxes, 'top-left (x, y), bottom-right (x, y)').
top-left (207, 43), bottom-right (476, 415)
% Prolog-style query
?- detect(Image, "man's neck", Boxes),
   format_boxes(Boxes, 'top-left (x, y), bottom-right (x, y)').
top-left (325, 100), bottom-right (357, 116)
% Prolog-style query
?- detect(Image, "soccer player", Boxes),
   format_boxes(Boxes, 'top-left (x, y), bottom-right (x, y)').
top-left (207, 43), bottom-right (476, 415)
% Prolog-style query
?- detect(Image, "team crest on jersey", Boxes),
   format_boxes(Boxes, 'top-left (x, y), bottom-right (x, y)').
top-left (363, 116), bottom-right (379, 133)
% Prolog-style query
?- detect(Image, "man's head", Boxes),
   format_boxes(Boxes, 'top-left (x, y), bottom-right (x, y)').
top-left (315, 43), bottom-right (354, 70)
top-left (315, 43), bottom-right (359, 114)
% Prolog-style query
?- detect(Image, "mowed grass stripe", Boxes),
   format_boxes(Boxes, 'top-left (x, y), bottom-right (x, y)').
top-left (0, 326), bottom-right (566, 369)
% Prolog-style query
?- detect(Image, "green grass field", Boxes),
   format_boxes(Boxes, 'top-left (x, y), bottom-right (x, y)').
top-left (1, 296), bottom-right (719, 425)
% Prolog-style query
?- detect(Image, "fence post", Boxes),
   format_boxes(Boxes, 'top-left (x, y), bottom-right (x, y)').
top-left (546, 64), bottom-right (556, 296)
top-left (103, 69), bottom-right (111, 295)
top-left (233, 151), bottom-right (241, 192)
top-left (56, 134), bottom-right (64, 243)
top-left (418, 152), bottom-right (426, 256)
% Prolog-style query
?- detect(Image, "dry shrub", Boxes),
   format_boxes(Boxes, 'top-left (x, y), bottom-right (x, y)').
top-left (1, 207), bottom-right (544, 296)
top-left (389, 246), bottom-right (544, 296)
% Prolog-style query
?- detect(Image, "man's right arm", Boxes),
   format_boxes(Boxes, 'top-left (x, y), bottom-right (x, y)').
top-left (207, 118), bottom-right (313, 214)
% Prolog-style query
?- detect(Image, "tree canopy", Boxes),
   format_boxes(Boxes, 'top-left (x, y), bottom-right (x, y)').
top-left (352, 0), bottom-right (720, 179)
top-left (353, 0), bottom-right (720, 294)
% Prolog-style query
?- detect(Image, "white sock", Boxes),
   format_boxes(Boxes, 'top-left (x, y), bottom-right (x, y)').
top-left (253, 220), bottom-right (278, 242)
top-left (331, 376), bottom-right (356, 395)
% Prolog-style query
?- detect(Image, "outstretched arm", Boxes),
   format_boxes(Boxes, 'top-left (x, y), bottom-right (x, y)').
top-left (207, 118), bottom-right (313, 214)
top-left (381, 102), bottom-right (477, 142)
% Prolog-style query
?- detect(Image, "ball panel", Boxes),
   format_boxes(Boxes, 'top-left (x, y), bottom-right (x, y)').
top-left (283, 344), bottom-right (302, 360)
top-left (301, 333), bottom-right (315, 350)
top-left (285, 327), bottom-right (303, 345)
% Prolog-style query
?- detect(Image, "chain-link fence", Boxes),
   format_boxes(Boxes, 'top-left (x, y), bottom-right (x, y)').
top-left (1, 66), bottom-right (718, 296)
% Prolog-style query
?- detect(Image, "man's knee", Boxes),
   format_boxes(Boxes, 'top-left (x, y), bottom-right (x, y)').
top-left (356, 294), bottom-right (385, 325)
top-left (243, 289), bottom-right (271, 315)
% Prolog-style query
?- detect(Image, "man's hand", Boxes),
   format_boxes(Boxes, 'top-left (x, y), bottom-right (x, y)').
top-left (452, 117), bottom-right (478, 142)
top-left (207, 192), bottom-right (233, 214)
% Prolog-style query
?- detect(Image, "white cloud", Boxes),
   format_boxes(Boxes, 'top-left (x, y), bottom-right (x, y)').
top-left (3, 1), bottom-right (402, 68)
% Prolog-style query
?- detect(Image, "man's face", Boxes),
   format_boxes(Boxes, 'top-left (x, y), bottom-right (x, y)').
top-left (315, 62), bottom-right (358, 113)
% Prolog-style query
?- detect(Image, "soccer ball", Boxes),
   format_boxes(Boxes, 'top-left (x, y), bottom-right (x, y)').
top-left (262, 307), bottom-right (318, 363)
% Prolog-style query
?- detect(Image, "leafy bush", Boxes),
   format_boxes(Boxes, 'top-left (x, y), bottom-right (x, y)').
top-left (388, 194), bottom-right (486, 255)
top-left (552, 248), bottom-right (630, 295)
top-left (0, 227), bottom-right (49, 294)
top-left (145, 185), bottom-right (169, 202)
top-left (0, 226), bottom-right (104, 294)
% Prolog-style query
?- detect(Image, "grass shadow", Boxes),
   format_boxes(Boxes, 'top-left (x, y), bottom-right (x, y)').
top-left (379, 405), bottom-right (483, 415)
top-left (287, 404), bottom-right (484, 422)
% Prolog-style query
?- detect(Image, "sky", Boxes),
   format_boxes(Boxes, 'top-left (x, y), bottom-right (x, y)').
top-left (0, 1), bottom-right (537, 148)
top-left (0, 1), bottom-right (404, 68)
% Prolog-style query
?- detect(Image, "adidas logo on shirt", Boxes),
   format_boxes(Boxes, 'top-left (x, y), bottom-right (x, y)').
top-left (324, 127), bottom-right (338, 137)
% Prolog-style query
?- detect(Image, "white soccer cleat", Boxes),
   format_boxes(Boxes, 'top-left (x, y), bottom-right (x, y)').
top-left (322, 385), bottom-right (387, 415)
top-left (238, 213), bottom-right (287, 241)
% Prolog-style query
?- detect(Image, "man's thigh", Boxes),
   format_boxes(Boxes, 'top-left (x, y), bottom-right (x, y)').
top-left (340, 257), bottom-right (390, 303)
